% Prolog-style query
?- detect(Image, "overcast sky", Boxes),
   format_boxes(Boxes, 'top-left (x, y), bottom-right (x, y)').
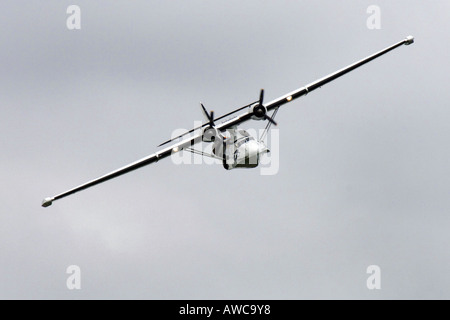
top-left (1, 1), bottom-right (449, 299)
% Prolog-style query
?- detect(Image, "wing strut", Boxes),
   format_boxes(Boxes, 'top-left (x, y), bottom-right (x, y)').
top-left (259, 107), bottom-right (279, 143)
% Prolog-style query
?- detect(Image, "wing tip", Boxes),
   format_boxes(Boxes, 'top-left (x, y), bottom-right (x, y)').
top-left (405, 35), bottom-right (414, 45)
top-left (41, 197), bottom-right (54, 208)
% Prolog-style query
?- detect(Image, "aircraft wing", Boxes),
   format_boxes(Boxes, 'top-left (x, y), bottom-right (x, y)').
top-left (263, 36), bottom-right (414, 112)
top-left (42, 36), bottom-right (413, 207)
top-left (41, 133), bottom-right (203, 207)
top-left (188, 36), bottom-right (414, 136)
top-left (155, 36), bottom-right (414, 147)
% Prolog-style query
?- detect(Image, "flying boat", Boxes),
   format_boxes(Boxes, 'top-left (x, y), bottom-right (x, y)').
top-left (42, 36), bottom-right (414, 207)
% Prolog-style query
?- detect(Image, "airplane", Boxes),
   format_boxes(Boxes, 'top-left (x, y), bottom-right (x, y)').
top-left (42, 36), bottom-right (414, 208)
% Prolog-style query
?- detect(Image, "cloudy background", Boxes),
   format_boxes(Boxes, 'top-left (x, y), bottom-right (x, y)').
top-left (1, 1), bottom-right (449, 299)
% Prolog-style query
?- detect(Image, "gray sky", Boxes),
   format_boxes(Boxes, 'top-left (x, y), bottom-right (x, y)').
top-left (1, 0), bottom-right (449, 299)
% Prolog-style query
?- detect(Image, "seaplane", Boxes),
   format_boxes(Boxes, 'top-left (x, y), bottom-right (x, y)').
top-left (42, 36), bottom-right (414, 207)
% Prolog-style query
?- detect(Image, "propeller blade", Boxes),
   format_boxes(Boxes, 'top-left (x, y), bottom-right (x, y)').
top-left (200, 103), bottom-right (212, 123)
top-left (259, 89), bottom-right (264, 105)
top-left (210, 110), bottom-right (215, 127)
top-left (264, 115), bottom-right (278, 126)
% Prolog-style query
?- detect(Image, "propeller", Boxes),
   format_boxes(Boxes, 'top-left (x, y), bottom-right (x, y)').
top-left (200, 103), bottom-right (224, 142)
top-left (200, 103), bottom-right (215, 127)
top-left (157, 101), bottom-right (257, 147)
top-left (254, 89), bottom-right (277, 126)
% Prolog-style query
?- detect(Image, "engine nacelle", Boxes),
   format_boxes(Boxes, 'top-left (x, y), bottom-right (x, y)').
top-left (202, 126), bottom-right (225, 159)
top-left (202, 126), bottom-right (220, 143)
